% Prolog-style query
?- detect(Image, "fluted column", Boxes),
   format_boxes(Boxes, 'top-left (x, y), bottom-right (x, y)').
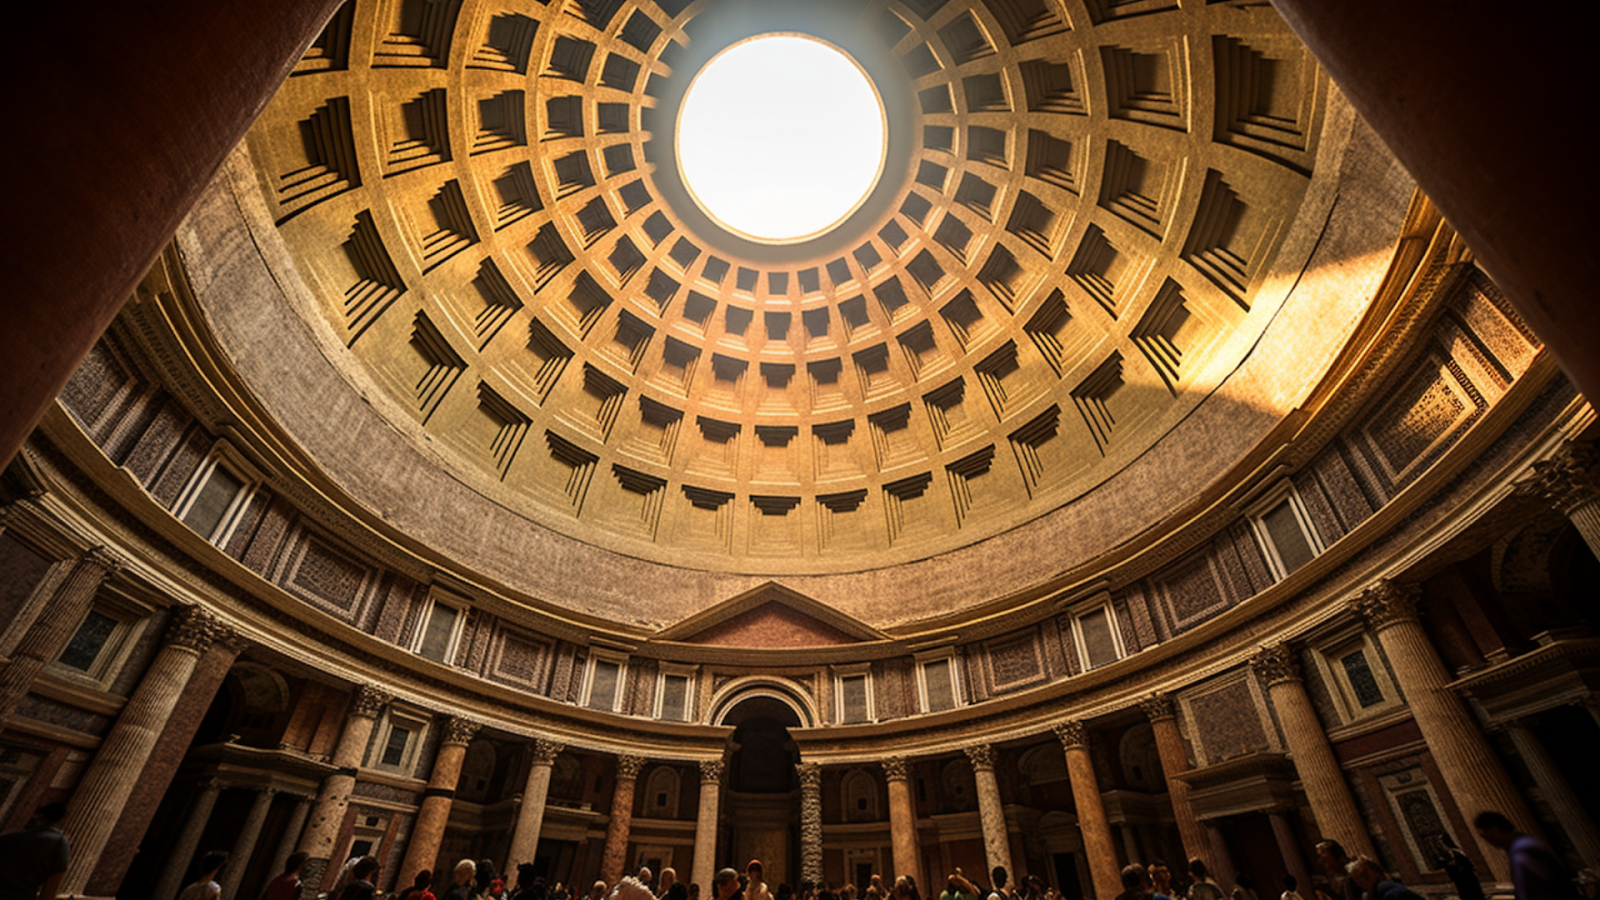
top-left (1141, 694), bottom-right (1211, 871)
top-left (220, 786), bottom-right (278, 899)
top-left (1249, 645), bottom-right (1375, 859)
top-left (693, 759), bottom-right (724, 888)
top-left (297, 684), bottom-right (391, 894)
top-left (508, 739), bottom-right (564, 872)
top-left (600, 754), bottom-right (646, 886)
top-left (60, 607), bottom-right (236, 894)
top-left (400, 716), bottom-right (482, 886)
top-left (1500, 720), bottom-right (1600, 865)
top-left (0, 546), bottom-right (120, 727)
top-left (798, 762), bottom-right (823, 886)
top-left (1054, 722), bottom-right (1119, 900)
top-left (267, 793), bottom-right (315, 888)
top-left (1518, 441), bottom-right (1600, 558)
top-left (1268, 811), bottom-right (1314, 900)
top-left (883, 757), bottom-right (919, 884)
top-left (152, 778), bottom-right (224, 900)
top-left (964, 745), bottom-right (1012, 884)
top-left (1354, 580), bottom-right (1535, 882)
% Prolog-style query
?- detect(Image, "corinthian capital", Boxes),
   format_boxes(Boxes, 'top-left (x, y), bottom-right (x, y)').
top-left (531, 738), bottom-right (565, 765)
top-left (796, 761), bottom-right (821, 790)
top-left (699, 758), bottom-right (725, 782)
top-left (616, 754), bottom-right (647, 780)
top-left (1249, 643), bottom-right (1302, 686)
top-left (442, 716), bottom-right (483, 747)
top-left (166, 606), bottom-right (236, 653)
top-left (881, 756), bottom-right (910, 782)
top-left (349, 685), bottom-right (393, 719)
top-left (1517, 441), bottom-right (1599, 515)
top-left (964, 743), bottom-right (996, 771)
top-left (1140, 692), bottom-right (1177, 722)
top-left (1352, 579), bottom-right (1421, 630)
top-left (1053, 720), bottom-right (1089, 750)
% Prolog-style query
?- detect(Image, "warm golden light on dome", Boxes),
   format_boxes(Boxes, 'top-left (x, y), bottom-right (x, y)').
top-left (676, 34), bottom-right (886, 244)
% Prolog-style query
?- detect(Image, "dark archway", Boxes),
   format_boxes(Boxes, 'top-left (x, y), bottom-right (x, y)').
top-left (723, 696), bottom-right (803, 888)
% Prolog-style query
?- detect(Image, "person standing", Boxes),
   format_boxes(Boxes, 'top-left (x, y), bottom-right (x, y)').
top-left (1280, 874), bottom-right (1304, 900)
top-left (0, 802), bottom-right (70, 900)
top-left (336, 857), bottom-right (381, 900)
top-left (1474, 811), bottom-right (1581, 900)
top-left (263, 852), bottom-right (309, 900)
top-left (1314, 842), bottom-right (1359, 900)
top-left (178, 852), bottom-right (229, 900)
top-left (1344, 860), bottom-right (1423, 900)
top-left (1186, 861), bottom-right (1224, 900)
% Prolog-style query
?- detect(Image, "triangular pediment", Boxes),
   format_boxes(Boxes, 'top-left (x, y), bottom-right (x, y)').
top-left (656, 582), bottom-right (887, 647)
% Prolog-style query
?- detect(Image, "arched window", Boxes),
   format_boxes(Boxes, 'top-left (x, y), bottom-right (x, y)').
top-left (643, 765), bottom-right (681, 818)
top-left (842, 768), bottom-right (879, 822)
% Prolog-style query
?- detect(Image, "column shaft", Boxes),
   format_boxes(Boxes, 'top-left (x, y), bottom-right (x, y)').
top-left (0, 548), bottom-right (117, 727)
top-left (1055, 724), bottom-right (1119, 900)
top-left (600, 755), bottom-right (645, 886)
top-left (399, 718), bottom-right (481, 887)
top-left (1142, 696), bottom-right (1212, 870)
top-left (1251, 647), bottom-right (1375, 860)
top-left (965, 746), bottom-right (1012, 883)
top-left (267, 794), bottom-right (315, 888)
top-left (883, 759), bottom-right (919, 885)
top-left (1268, 812), bottom-right (1314, 900)
top-left (297, 686), bottom-right (390, 894)
top-left (507, 740), bottom-right (563, 873)
top-left (59, 607), bottom-right (230, 894)
top-left (693, 760), bottom-right (724, 889)
top-left (1356, 583), bottom-right (1536, 883)
top-left (1502, 721), bottom-right (1600, 866)
top-left (152, 779), bottom-right (223, 900)
top-left (1204, 826), bottom-right (1235, 890)
top-left (798, 763), bottom-right (823, 886)
top-left (221, 787), bottom-right (278, 899)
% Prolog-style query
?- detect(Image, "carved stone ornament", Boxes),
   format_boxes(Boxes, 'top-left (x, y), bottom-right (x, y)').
top-left (1352, 579), bottom-right (1422, 629)
top-left (349, 685), bottom-right (393, 719)
top-left (1140, 692), bottom-right (1177, 722)
top-left (442, 716), bottom-right (483, 747)
top-left (698, 758), bottom-right (726, 782)
top-left (1053, 720), bottom-right (1089, 749)
top-left (81, 545), bottom-right (125, 577)
top-left (1516, 440), bottom-right (1599, 515)
top-left (166, 606), bottom-right (236, 652)
top-left (796, 761), bottom-right (822, 789)
top-left (616, 754), bottom-right (647, 780)
top-left (964, 743), bottom-right (997, 771)
top-left (531, 738), bottom-right (565, 765)
top-left (1249, 643), bottom-right (1303, 686)
top-left (881, 756), bottom-right (910, 781)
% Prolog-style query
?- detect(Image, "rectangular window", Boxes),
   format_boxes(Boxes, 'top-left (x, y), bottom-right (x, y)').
top-left (59, 610), bottom-right (119, 672)
top-left (1261, 499), bottom-right (1315, 574)
top-left (380, 725), bottom-right (412, 766)
top-left (920, 657), bottom-right (957, 713)
top-left (839, 673), bottom-right (870, 723)
top-left (1077, 606), bottom-right (1123, 669)
top-left (1340, 648), bottom-right (1385, 708)
top-left (658, 673), bottom-right (690, 721)
top-left (181, 458), bottom-right (246, 534)
top-left (587, 658), bottom-right (622, 711)
top-left (416, 603), bottom-right (459, 663)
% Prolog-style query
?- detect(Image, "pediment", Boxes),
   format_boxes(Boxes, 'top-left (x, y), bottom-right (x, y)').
top-left (656, 582), bottom-right (887, 648)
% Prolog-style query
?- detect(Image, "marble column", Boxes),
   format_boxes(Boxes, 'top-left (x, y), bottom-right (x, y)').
top-left (152, 778), bottom-right (224, 900)
top-left (883, 757), bottom-right (919, 884)
top-left (1249, 645), bottom-right (1375, 859)
top-left (693, 759), bottom-right (725, 888)
top-left (59, 606), bottom-right (236, 894)
top-left (1140, 694), bottom-right (1211, 871)
top-left (798, 762), bottom-right (823, 886)
top-left (267, 794), bottom-right (315, 887)
top-left (1203, 826), bottom-right (1236, 890)
top-left (600, 754), bottom-right (646, 886)
top-left (1054, 722), bottom-right (1120, 900)
top-left (1500, 720), bottom-right (1600, 866)
top-left (298, 684), bottom-right (391, 894)
top-left (221, 786), bottom-right (278, 899)
top-left (1354, 580), bottom-right (1537, 883)
top-left (1268, 811), bottom-right (1314, 900)
top-left (964, 745), bottom-right (1013, 883)
top-left (1518, 441), bottom-right (1600, 559)
top-left (508, 739), bottom-right (564, 872)
top-left (0, 546), bottom-right (119, 727)
top-left (400, 716), bottom-right (482, 886)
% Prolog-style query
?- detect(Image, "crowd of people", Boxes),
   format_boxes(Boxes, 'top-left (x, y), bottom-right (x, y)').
top-left (0, 805), bottom-right (1589, 900)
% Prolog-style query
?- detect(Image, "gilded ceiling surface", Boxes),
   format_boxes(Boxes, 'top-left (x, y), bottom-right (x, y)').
top-left (239, 0), bottom-right (1356, 576)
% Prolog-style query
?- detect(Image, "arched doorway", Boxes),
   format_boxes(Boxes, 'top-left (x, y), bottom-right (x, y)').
top-left (722, 695), bottom-right (803, 887)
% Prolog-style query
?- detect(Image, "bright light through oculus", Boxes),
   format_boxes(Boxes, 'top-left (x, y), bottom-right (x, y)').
top-left (677, 35), bottom-right (887, 243)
